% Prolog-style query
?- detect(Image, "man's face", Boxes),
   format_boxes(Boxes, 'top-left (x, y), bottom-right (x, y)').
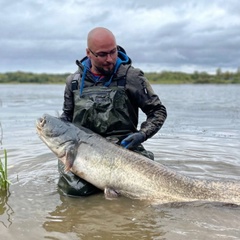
top-left (87, 43), bottom-right (118, 75)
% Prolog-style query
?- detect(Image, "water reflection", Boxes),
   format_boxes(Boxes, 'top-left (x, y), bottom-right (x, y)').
top-left (43, 193), bottom-right (169, 239)
top-left (0, 189), bottom-right (14, 228)
top-left (42, 193), bottom-right (240, 240)
top-left (0, 84), bottom-right (239, 239)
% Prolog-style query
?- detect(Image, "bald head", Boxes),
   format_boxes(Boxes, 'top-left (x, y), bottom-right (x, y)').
top-left (86, 27), bottom-right (118, 75)
top-left (87, 27), bottom-right (116, 51)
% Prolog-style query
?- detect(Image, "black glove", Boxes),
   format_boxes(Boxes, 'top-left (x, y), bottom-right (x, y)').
top-left (120, 132), bottom-right (146, 149)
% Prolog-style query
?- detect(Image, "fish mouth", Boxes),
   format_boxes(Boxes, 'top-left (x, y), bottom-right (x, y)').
top-left (36, 116), bottom-right (65, 157)
top-left (36, 117), bottom-right (44, 131)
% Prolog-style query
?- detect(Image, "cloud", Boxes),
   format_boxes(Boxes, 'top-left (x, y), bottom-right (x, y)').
top-left (1, 0), bottom-right (240, 73)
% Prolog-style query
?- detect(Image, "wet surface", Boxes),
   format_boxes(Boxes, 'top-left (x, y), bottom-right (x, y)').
top-left (0, 84), bottom-right (240, 239)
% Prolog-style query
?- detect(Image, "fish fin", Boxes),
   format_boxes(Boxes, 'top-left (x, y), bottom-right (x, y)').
top-left (64, 144), bottom-right (77, 172)
top-left (104, 187), bottom-right (120, 200)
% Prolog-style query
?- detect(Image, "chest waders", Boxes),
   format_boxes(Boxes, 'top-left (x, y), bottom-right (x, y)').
top-left (73, 87), bottom-right (136, 141)
top-left (58, 72), bottom-right (154, 197)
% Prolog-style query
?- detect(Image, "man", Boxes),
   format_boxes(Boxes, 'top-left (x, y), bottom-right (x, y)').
top-left (59, 27), bottom-right (167, 196)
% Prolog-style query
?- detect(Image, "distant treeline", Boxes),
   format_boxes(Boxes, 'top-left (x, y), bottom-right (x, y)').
top-left (0, 69), bottom-right (240, 84)
top-left (0, 72), bottom-right (69, 84)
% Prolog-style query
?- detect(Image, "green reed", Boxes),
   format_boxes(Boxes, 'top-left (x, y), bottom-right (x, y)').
top-left (0, 149), bottom-right (10, 190)
top-left (0, 109), bottom-right (10, 190)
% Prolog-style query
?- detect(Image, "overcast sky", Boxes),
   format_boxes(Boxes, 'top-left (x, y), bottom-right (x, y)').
top-left (1, 0), bottom-right (240, 74)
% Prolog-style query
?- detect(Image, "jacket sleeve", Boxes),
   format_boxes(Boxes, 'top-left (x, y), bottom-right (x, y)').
top-left (59, 74), bottom-right (75, 122)
top-left (126, 68), bottom-right (167, 139)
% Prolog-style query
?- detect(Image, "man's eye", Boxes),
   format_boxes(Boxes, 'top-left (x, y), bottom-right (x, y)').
top-left (98, 52), bottom-right (107, 57)
top-left (110, 49), bottom-right (117, 54)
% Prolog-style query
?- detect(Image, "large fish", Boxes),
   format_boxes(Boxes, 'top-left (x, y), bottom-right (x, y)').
top-left (36, 114), bottom-right (240, 204)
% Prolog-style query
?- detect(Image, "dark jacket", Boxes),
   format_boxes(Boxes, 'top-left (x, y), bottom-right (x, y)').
top-left (61, 51), bottom-right (167, 140)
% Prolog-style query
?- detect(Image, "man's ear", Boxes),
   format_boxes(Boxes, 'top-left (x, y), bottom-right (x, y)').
top-left (86, 48), bottom-right (91, 59)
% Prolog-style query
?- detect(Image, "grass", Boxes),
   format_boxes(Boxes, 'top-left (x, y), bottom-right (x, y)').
top-left (0, 119), bottom-right (10, 190)
top-left (0, 149), bottom-right (10, 190)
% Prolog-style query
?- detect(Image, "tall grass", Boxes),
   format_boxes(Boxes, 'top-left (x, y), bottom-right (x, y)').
top-left (0, 119), bottom-right (10, 190)
top-left (0, 149), bottom-right (10, 190)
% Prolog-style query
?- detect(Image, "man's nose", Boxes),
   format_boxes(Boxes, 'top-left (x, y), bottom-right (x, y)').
top-left (106, 54), bottom-right (113, 61)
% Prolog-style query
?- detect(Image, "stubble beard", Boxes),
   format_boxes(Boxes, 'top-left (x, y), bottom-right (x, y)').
top-left (95, 65), bottom-right (115, 77)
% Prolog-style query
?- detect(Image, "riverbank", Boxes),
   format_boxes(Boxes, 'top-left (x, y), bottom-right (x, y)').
top-left (0, 70), bottom-right (239, 84)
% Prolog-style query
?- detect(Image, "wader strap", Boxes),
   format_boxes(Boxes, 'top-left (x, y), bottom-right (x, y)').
top-left (117, 65), bottom-right (131, 88)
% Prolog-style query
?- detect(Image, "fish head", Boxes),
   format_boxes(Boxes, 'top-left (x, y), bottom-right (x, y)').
top-left (36, 114), bottom-right (79, 170)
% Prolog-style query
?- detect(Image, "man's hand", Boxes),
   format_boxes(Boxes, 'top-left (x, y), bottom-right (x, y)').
top-left (120, 132), bottom-right (146, 149)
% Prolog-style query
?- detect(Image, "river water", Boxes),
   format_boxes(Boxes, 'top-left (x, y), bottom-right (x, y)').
top-left (0, 84), bottom-right (240, 240)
